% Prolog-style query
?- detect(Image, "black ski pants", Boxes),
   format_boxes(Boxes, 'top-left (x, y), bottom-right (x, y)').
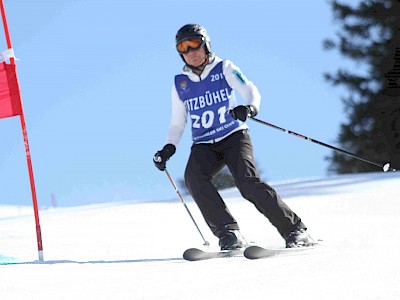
top-left (184, 130), bottom-right (305, 239)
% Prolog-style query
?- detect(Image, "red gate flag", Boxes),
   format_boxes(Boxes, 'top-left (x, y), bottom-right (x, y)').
top-left (1, 0), bottom-right (44, 261)
top-left (0, 61), bottom-right (22, 119)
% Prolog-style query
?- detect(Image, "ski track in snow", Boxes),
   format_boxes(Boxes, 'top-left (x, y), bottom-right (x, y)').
top-left (1, 172), bottom-right (400, 300)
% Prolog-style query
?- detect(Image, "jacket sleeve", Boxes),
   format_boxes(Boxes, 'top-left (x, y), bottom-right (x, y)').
top-left (165, 84), bottom-right (188, 147)
top-left (223, 60), bottom-right (261, 113)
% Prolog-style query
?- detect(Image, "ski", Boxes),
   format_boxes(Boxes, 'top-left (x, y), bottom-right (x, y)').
top-left (183, 247), bottom-right (243, 261)
top-left (243, 244), bottom-right (320, 260)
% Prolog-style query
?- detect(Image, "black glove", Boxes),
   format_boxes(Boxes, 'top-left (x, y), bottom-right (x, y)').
top-left (229, 105), bottom-right (257, 122)
top-left (153, 144), bottom-right (176, 171)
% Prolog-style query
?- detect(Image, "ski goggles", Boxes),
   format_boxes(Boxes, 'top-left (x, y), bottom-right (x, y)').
top-left (176, 37), bottom-right (205, 54)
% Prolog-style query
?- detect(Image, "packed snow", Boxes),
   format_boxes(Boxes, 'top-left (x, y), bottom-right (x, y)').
top-left (1, 171), bottom-right (400, 299)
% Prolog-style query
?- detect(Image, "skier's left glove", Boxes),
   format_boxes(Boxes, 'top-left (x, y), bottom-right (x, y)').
top-left (229, 105), bottom-right (257, 122)
top-left (153, 144), bottom-right (176, 171)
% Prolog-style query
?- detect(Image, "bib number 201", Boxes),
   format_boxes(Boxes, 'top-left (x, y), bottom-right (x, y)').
top-left (192, 106), bottom-right (227, 129)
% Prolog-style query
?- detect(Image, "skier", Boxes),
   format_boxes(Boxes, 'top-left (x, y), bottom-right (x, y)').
top-left (153, 24), bottom-right (314, 250)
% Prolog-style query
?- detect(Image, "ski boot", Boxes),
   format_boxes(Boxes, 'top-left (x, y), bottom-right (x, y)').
top-left (219, 230), bottom-right (246, 250)
top-left (285, 228), bottom-right (314, 248)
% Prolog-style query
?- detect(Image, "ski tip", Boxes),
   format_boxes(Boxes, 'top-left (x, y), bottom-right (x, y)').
top-left (243, 246), bottom-right (265, 260)
top-left (243, 242), bottom-right (323, 260)
top-left (183, 248), bottom-right (204, 261)
top-left (183, 247), bottom-right (244, 261)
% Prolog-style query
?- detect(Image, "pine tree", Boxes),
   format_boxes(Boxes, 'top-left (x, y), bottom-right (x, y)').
top-left (324, 0), bottom-right (400, 173)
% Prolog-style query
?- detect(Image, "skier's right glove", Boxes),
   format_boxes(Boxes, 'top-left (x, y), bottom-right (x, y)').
top-left (229, 105), bottom-right (257, 122)
top-left (153, 144), bottom-right (176, 171)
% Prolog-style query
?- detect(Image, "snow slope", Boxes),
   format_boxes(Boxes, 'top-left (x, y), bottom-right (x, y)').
top-left (1, 172), bottom-right (400, 300)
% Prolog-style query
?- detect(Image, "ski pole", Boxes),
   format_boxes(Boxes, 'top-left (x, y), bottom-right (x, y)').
top-left (164, 168), bottom-right (210, 246)
top-left (250, 117), bottom-right (396, 172)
